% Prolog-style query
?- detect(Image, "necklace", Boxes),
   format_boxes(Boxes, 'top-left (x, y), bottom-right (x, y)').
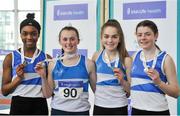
top-left (141, 48), bottom-right (159, 72)
top-left (104, 50), bottom-right (119, 69)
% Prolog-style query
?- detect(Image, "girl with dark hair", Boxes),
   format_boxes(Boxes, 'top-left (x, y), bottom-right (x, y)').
top-left (1, 13), bottom-right (51, 115)
top-left (131, 20), bottom-right (179, 115)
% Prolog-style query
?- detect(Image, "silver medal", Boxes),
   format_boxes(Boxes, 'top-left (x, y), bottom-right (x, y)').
top-left (23, 60), bottom-right (28, 66)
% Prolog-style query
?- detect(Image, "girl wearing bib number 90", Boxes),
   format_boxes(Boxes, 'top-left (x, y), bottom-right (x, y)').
top-left (35, 26), bottom-right (97, 115)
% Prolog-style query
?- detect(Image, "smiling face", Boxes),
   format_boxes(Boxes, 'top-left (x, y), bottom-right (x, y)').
top-left (59, 29), bottom-right (79, 54)
top-left (101, 26), bottom-right (120, 52)
top-left (20, 25), bottom-right (39, 50)
top-left (136, 26), bottom-right (158, 50)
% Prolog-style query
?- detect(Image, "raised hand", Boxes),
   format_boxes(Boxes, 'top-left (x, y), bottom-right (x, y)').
top-left (146, 68), bottom-right (161, 85)
top-left (16, 64), bottom-right (25, 79)
top-left (113, 68), bottom-right (124, 81)
top-left (35, 62), bottom-right (46, 78)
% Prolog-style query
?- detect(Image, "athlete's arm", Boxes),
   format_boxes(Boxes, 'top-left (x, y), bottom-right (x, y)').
top-left (1, 53), bottom-right (24, 96)
top-left (87, 59), bottom-right (97, 93)
top-left (148, 55), bottom-right (179, 98)
top-left (36, 58), bottom-right (54, 98)
top-left (114, 57), bottom-right (132, 97)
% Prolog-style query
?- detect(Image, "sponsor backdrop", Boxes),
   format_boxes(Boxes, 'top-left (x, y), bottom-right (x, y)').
top-left (1, 0), bottom-right (179, 115)
top-left (110, 0), bottom-right (179, 115)
top-left (43, 0), bottom-right (100, 58)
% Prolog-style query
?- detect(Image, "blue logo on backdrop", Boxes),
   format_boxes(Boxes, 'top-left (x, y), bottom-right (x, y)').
top-left (54, 4), bottom-right (88, 20)
top-left (123, 1), bottom-right (166, 20)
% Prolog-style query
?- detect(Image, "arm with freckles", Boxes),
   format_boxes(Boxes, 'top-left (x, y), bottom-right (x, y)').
top-left (147, 55), bottom-right (179, 98)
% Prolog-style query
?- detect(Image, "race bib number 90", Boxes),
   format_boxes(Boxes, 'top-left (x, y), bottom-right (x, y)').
top-left (58, 81), bottom-right (83, 99)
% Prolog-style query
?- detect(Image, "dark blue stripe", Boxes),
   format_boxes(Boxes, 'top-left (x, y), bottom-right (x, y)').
top-left (97, 79), bottom-right (120, 86)
top-left (131, 74), bottom-right (152, 80)
top-left (83, 82), bottom-right (88, 92)
top-left (21, 77), bottom-right (41, 85)
top-left (131, 83), bottom-right (164, 94)
top-left (131, 75), bottom-right (167, 84)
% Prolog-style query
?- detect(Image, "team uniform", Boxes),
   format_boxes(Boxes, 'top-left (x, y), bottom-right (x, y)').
top-left (51, 55), bottom-right (90, 115)
top-left (10, 49), bottom-right (48, 115)
top-left (130, 50), bottom-right (170, 115)
top-left (94, 50), bottom-right (128, 115)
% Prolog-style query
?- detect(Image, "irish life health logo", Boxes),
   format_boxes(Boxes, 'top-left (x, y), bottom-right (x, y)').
top-left (123, 1), bottom-right (166, 20)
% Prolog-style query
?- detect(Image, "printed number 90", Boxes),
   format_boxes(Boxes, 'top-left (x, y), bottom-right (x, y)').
top-left (64, 88), bottom-right (77, 98)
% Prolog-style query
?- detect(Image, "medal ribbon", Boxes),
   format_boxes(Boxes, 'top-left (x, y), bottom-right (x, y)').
top-left (104, 50), bottom-right (119, 69)
top-left (21, 47), bottom-right (38, 65)
top-left (141, 48), bottom-right (159, 72)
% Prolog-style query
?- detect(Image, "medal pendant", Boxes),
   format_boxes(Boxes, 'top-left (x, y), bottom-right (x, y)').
top-left (23, 61), bottom-right (28, 66)
top-left (42, 61), bottom-right (47, 67)
top-left (111, 66), bottom-right (115, 70)
top-left (144, 66), bottom-right (150, 73)
top-left (144, 68), bottom-right (148, 73)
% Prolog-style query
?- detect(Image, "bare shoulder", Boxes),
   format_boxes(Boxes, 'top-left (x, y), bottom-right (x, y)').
top-left (125, 56), bottom-right (132, 62)
top-left (86, 58), bottom-right (96, 76)
top-left (163, 54), bottom-right (177, 74)
top-left (86, 58), bottom-right (96, 72)
top-left (164, 54), bottom-right (175, 66)
top-left (92, 52), bottom-right (99, 61)
top-left (131, 51), bottom-right (139, 60)
top-left (87, 58), bottom-right (95, 66)
top-left (124, 57), bottom-right (132, 66)
top-left (3, 53), bottom-right (12, 67)
top-left (92, 50), bottom-right (102, 61)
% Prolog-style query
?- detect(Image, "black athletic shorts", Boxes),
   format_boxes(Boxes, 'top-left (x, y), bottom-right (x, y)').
top-left (10, 96), bottom-right (48, 115)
